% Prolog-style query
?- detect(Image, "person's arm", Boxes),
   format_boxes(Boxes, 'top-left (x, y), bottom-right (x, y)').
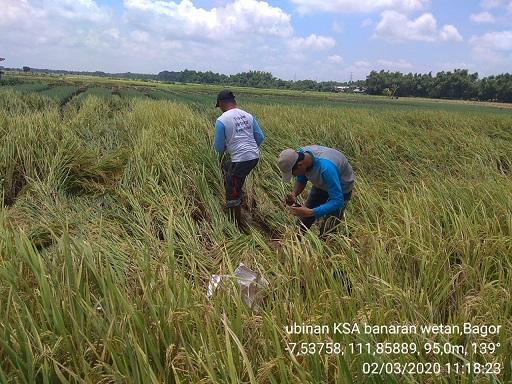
top-left (252, 118), bottom-right (264, 146)
top-left (292, 180), bottom-right (307, 198)
top-left (284, 179), bottom-right (307, 205)
top-left (312, 164), bottom-right (344, 219)
top-left (213, 120), bottom-right (226, 153)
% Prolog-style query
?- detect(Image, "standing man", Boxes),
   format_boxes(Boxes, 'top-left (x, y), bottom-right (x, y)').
top-left (214, 90), bottom-right (265, 228)
top-left (277, 145), bottom-right (354, 237)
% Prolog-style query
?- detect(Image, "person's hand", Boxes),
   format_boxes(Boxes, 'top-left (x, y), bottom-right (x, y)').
top-left (289, 205), bottom-right (315, 218)
top-left (284, 193), bottom-right (296, 206)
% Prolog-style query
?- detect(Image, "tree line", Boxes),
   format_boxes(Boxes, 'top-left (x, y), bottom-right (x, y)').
top-left (366, 69), bottom-right (512, 103)
top-left (3, 65), bottom-right (512, 102)
top-left (156, 69), bottom-right (352, 92)
top-left (146, 68), bottom-right (512, 102)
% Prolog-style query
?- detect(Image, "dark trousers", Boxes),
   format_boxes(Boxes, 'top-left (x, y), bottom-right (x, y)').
top-left (299, 187), bottom-right (352, 236)
top-left (222, 158), bottom-right (259, 208)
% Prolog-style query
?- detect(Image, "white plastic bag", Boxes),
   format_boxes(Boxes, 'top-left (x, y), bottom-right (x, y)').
top-left (207, 263), bottom-right (269, 312)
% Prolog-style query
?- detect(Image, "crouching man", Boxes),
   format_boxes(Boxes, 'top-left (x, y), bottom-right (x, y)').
top-left (277, 145), bottom-right (354, 237)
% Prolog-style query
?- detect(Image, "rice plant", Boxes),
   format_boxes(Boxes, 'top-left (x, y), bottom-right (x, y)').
top-left (77, 87), bottom-right (113, 100)
top-left (2, 83), bottom-right (51, 93)
top-left (0, 86), bottom-right (510, 383)
top-left (39, 86), bottom-right (79, 103)
top-left (118, 88), bottom-right (147, 99)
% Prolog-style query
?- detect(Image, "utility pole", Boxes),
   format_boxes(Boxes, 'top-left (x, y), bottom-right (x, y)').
top-left (350, 72), bottom-right (353, 84)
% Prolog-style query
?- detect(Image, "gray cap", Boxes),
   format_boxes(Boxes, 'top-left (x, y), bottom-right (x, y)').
top-left (277, 148), bottom-right (299, 182)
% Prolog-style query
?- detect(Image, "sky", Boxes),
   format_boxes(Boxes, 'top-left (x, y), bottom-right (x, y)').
top-left (1, 0), bottom-right (511, 81)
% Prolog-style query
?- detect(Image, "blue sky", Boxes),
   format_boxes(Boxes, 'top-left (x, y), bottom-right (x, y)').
top-left (1, 0), bottom-right (511, 81)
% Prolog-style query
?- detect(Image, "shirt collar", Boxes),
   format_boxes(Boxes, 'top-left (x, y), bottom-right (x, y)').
top-left (304, 150), bottom-right (315, 171)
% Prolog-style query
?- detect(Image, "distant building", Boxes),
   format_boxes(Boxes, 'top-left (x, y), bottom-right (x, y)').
top-left (334, 86), bottom-right (350, 92)
top-left (333, 85), bottom-right (367, 94)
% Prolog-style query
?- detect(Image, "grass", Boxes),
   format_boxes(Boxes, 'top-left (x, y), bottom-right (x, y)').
top-left (77, 87), bottom-right (113, 100)
top-left (39, 86), bottom-right (79, 103)
top-left (0, 83), bottom-right (511, 383)
top-left (5, 71), bottom-right (512, 114)
top-left (147, 89), bottom-right (178, 101)
top-left (118, 88), bottom-right (147, 99)
top-left (0, 83), bottom-right (50, 93)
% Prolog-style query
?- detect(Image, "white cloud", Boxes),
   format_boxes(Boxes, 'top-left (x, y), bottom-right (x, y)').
top-left (332, 21), bottom-right (344, 33)
top-left (1, 0), bottom-right (343, 81)
top-left (290, 0), bottom-right (430, 14)
top-left (470, 30), bottom-right (512, 67)
top-left (130, 30), bottom-right (151, 43)
top-left (0, 0), bottom-right (38, 27)
top-left (470, 30), bottom-right (512, 51)
top-left (123, 0), bottom-right (293, 39)
top-left (480, 0), bottom-right (512, 15)
top-left (105, 28), bottom-right (120, 40)
top-left (377, 59), bottom-right (413, 70)
top-left (470, 12), bottom-right (496, 23)
top-left (481, 0), bottom-right (503, 9)
top-left (346, 60), bottom-right (371, 72)
top-left (327, 55), bottom-right (344, 64)
top-left (48, 0), bottom-right (111, 23)
top-left (0, 0), bottom-right (113, 50)
top-left (0, 0), bottom-right (110, 26)
top-left (361, 18), bottom-right (373, 27)
top-left (375, 11), bottom-right (437, 41)
top-left (437, 61), bottom-right (473, 72)
top-left (289, 34), bottom-right (336, 51)
top-left (440, 25), bottom-right (463, 42)
top-left (354, 60), bottom-right (371, 67)
top-left (375, 11), bottom-right (463, 42)
top-left (344, 60), bottom-right (372, 80)
top-left (121, 0), bottom-right (300, 76)
top-left (6, 0), bottom-right (506, 81)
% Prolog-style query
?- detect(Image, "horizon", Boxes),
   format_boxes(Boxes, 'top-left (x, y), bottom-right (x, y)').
top-left (2, 1), bottom-right (512, 82)
top-left (5, 65), bottom-right (509, 83)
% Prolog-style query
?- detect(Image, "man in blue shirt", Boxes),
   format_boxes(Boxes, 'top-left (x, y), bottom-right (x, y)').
top-left (214, 90), bottom-right (265, 228)
top-left (277, 145), bottom-right (354, 236)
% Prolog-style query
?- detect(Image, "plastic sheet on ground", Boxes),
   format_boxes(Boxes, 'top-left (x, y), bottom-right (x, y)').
top-left (207, 263), bottom-right (269, 312)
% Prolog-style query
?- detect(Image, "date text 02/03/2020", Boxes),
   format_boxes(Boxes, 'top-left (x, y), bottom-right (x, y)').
top-left (362, 362), bottom-right (502, 375)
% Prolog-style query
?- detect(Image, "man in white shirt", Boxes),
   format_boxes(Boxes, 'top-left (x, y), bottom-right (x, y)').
top-left (213, 90), bottom-right (265, 228)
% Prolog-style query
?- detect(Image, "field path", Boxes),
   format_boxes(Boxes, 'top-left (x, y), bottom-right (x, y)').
top-left (59, 86), bottom-right (87, 111)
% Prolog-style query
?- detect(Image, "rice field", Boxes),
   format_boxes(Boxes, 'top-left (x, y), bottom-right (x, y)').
top-left (117, 88), bottom-right (147, 99)
top-left (39, 86), bottom-right (79, 104)
top-left (1, 83), bottom-right (50, 94)
top-left (77, 87), bottom-right (114, 100)
top-left (0, 81), bottom-right (511, 383)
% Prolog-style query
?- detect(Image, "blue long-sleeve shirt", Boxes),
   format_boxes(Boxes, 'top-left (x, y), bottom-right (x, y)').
top-left (213, 120), bottom-right (226, 153)
top-left (296, 150), bottom-right (348, 218)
